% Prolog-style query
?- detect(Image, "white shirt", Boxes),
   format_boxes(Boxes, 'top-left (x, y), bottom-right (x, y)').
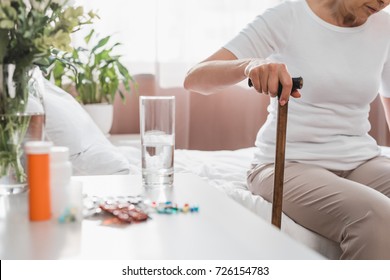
top-left (224, 0), bottom-right (390, 170)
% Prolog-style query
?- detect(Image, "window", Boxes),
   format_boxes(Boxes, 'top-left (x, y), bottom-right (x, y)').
top-left (73, 0), bottom-right (282, 87)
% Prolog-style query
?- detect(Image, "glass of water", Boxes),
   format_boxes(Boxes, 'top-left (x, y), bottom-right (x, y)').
top-left (139, 96), bottom-right (175, 188)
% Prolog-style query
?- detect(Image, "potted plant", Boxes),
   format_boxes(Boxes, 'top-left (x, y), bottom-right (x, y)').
top-left (48, 29), bottom-right (137, 135)
top-left (0, 0), bottom-right (95, 194)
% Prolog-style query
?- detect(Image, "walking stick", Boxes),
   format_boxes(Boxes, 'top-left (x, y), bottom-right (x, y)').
top-left (249, 77), bottom-right (303, 229)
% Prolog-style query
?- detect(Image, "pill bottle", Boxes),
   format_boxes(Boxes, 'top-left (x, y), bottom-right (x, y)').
top-left (50, 146), bottom-right (72, 222)
top-left (25, 141), bottom-right (53, 221)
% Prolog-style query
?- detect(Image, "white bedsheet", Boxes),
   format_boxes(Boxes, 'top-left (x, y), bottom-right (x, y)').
top-left (120, 146), bottom-right (374, 259)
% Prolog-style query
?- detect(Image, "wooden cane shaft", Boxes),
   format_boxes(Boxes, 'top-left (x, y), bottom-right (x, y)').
top-left (247, 76), bottom-right (302, 229)
top-left (272, 101), bottom-right (288, 228)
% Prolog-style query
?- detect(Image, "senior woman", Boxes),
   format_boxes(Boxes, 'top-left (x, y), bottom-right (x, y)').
top-left (184, 0), bottom-right (390, 259)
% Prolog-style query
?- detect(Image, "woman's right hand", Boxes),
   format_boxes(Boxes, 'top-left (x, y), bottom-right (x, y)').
top-left (245, 59), bottom-right (301, 106)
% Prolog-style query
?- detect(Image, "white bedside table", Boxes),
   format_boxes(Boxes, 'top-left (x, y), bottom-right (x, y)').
top-left (0, 173), bottom-right (324, 260)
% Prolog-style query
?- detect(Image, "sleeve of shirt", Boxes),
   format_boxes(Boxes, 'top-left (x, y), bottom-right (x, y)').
top-left (223, 2), bottom-right (294, 60)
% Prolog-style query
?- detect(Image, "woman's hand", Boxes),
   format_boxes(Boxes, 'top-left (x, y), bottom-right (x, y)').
top-left (245, 59), bottom-right (301, 105)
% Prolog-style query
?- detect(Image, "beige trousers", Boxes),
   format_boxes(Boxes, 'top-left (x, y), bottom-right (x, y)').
top-left (247, 156), bottom-right (390, 260)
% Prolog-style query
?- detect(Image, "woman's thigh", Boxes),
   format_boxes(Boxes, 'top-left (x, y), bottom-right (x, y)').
top-left (247, 161), bottom-right (390, 243)
top-left (347, 156), bottom-right (390, 197)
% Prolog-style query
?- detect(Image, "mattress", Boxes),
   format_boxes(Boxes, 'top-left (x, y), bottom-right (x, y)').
top-left (120, 145), bottom-right (390, 259)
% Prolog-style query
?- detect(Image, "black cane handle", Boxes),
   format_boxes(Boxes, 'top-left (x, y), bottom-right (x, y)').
top-left (248, 77), bottom-right (303, 99)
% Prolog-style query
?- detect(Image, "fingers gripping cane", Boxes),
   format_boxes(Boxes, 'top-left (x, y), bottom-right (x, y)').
top-left (249, 77), bottom-right (303, 228)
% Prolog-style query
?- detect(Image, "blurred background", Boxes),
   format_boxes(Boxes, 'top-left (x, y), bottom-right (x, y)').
top-left (73, 0), bottom-right (283, 88)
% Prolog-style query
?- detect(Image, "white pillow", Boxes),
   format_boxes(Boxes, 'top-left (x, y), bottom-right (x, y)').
top-left (37, 71), bottom-right (130, 175)
top-left (70, 141), bottom-right (131, 175)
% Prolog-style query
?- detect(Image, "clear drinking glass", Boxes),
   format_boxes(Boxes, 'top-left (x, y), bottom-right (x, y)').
top-left (139, 96), bottom-right (175, 188)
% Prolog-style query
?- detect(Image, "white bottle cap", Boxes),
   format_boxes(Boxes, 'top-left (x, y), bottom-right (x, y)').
top-left (50, 146), bottom-right (70, 163)
top-left (25, 141), bottom-right (53, 155)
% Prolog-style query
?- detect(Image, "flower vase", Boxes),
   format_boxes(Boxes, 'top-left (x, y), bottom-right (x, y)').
top-left (0, 64), bottom-right (45, 195)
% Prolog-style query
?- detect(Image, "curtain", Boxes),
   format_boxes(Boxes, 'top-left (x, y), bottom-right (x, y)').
top-left (73, 0), bottom-right (283, 87)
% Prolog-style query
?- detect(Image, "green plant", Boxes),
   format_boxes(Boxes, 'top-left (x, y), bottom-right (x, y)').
top-left (0, 0), bottom-right (96, 70)
top-left (49, 29), bottom-right (136, 104)
top-left (0, 0), bottom-right (96, 114)
top-left (0, 0), bottom-right (95, 187)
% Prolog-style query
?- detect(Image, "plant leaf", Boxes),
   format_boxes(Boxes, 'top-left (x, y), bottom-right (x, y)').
top-left (84, 29), bottom-right (95, 44)
top-left (91, 35), bottom-right (110, 53)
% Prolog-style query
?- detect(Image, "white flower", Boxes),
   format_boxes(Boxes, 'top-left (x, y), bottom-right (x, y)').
top-left (28, 0), bottom-right (73, 11)
top-left (28, 0), bottom-right (46, 10)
